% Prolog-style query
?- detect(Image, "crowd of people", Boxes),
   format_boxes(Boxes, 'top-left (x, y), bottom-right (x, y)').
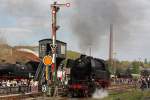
top-left (138, 76), bottom-right (150, 90)
top-left (0, 76), bottom-right (149, 94)
top-left (0, 79), bottom-right (39, 94)
top-left (111, 75), bottom-right (150, 90)
top-left (0, 79), bottom-right (38, 87)
top-left (111, 77), bottom-right (136, 85)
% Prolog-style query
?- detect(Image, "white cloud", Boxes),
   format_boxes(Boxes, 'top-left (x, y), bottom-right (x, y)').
top-left (0, 27), bottom-right (36, 45)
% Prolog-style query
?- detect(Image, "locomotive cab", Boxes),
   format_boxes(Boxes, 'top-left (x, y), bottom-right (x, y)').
top-left (39, 39), bottom-right (67, 64)
top-left (34, 39), bottom-right (67, 84)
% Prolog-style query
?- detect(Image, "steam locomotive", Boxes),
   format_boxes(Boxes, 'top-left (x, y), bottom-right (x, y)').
top-left (0, 61), bottom-right (39, 80)
top-left (36, 39), bottom-right (110, 97)
top-left (66, 55), bottom-right (110, 97)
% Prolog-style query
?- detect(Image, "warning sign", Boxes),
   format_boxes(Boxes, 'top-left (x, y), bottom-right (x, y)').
top-left (43, 55), bottom-right (53, 66)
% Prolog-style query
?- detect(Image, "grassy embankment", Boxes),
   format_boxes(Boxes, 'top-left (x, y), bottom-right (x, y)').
top-left (102, 89), bottom-right (150, 100)
top-left (66, 50), bottom-right (81, 59)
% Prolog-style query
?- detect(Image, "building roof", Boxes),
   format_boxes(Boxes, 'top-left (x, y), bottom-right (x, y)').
top-left (39, 38), bottom-right (67, 45)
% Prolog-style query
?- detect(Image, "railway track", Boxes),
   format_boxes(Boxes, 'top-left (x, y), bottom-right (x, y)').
top-left (109, 84), bottom-right (135, 90)
top-left (108, 84), bottom-right (135, 94)
top-left (0, 84), bottom-right (135, 100)
top-left (0, 92), bottom-right (42, 100)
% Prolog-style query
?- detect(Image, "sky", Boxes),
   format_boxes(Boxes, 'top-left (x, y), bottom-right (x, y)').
top-left (0, 0), bottom-right (150, 61)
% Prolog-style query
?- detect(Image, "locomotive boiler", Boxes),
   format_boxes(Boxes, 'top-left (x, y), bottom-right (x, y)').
top-left (0, 62), bottom-right (39, 80)
top-left (66, 55), bottom-right (110, 97)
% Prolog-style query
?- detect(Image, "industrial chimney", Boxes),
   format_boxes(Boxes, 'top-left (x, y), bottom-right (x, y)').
top-left (109, 24), bottom-right (113, 67)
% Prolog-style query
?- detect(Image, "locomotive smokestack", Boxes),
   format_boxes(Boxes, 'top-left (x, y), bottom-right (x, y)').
top-left (89, 47), bottom-right (91, 56)
top-left (109, 24), bottom-right (113, 67)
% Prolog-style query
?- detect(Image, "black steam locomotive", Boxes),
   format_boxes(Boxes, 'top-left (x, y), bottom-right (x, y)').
top-left (66, 55), bottom-right (110, 97)
top-left (0, 61), bottom-right (39, 80)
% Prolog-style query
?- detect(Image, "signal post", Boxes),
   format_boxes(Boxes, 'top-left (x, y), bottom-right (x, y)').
top-left (50, 2), bottom-right (70, 96)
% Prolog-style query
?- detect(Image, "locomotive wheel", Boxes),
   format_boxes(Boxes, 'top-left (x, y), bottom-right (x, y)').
top-left (68, 90), bottom-right (84, 98)
top-left (46, 86), bottom-right (54, 97)
top-left (67, 91), bottom-right (73, 98)
top-left (74, 92), bottom-right (78, 97)
top-left (88, 82), bottom-right (96, 96)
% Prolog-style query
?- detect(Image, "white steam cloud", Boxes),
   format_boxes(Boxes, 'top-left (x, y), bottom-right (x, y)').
top-left (92, 89), bottom-right (108, 99)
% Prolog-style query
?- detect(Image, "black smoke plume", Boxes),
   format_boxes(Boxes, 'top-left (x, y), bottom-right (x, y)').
top-left (71, 0), bottom-right (130, 52)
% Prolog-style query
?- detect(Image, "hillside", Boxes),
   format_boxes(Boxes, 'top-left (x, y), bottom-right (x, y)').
top-left (66, 50), bottom-right (81, 60)
top-left (0, 44), bottom-right (39, 64)
top-left (0, 44), bottom-right (15, 63)
top-left (14, 46), bottom-right (38, 51)
top-left (0, 43), bottom-right (81, 64)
